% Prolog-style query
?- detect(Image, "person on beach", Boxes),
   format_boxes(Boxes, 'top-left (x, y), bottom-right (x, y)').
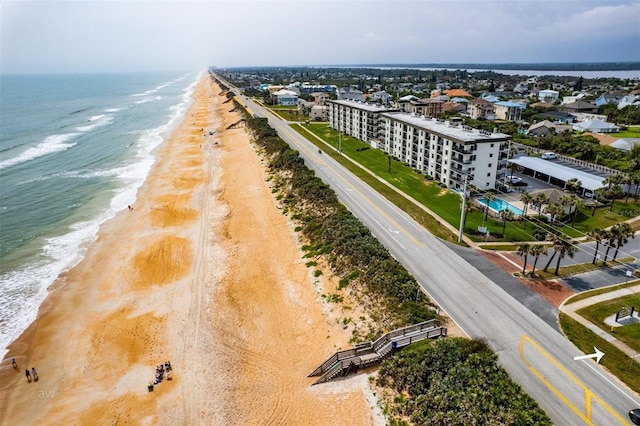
top-left (25, 369), bottom-right (31, 383)
top-left (11, 358), bottom-right (17, 369)
top-left (31, 367), bottom-right (38, 381)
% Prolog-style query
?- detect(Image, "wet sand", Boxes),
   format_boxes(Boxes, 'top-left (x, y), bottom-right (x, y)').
top-left (0, 74), bottom-right (381, 425)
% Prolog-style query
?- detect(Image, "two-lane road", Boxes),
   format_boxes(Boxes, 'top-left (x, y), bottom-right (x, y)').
top-left (234, 90), bottom-right (639, 424)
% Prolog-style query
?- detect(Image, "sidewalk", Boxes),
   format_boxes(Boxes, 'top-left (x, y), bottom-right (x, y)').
top-left (560, 284), bottom-right (640, 364)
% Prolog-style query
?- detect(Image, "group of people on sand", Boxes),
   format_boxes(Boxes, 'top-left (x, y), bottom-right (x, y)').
top-left (12, 358), bottom-right (39, 383)
top-left (148, 361), bottom-right (172, 390)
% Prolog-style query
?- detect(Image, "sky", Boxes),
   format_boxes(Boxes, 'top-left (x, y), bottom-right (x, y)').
top-left (1, 0), bottom-right (639, 74)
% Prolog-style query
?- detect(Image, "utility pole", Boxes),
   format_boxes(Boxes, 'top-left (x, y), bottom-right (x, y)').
top-left (458, 174), bottom-right (469, 243)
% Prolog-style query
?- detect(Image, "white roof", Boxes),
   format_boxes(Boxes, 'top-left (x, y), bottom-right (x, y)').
top-left (610, 138), bottom-right (640, 151)
top-left (272, 89), bottom-right (298, 97)
top-left (381, 112), bottom-right (509, 143)
top-left (508, 157), bottom-right (606, 191)
top-left (573, 119), bottom-right (619, 132)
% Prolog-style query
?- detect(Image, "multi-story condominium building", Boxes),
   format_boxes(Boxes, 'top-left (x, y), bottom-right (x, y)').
top-left (380, 112), bottom-right (510, 190)
top-left (326, 100), bottom-right (510, 191)
top-left (327, 100), bottom-right (397, 144)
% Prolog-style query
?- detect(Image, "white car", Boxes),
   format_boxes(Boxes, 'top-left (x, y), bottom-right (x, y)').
top-left (541, 152), bottom-right (557, 160)
top-left (506, 176), bottom-right (522, 184)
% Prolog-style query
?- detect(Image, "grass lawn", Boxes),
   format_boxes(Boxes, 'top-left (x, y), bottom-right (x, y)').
top-left (615, 128), bottom-right (640, 139)
top-left (272, 109), bottom-right (308, 122)
top-left (576, 293), bottom-right (640, 351)
top-left (571, 199), bottom-right (640, 232)
top-left (559, 313), bottom-right (640, 394)
top-left (291, 123), bottom-right (460, 243)
top-left (564, 280), bottom-right (640, 305)
top-left (291, 122), bottom-right (640, 243)
top-left (532, 257), bottom-right (635, 279)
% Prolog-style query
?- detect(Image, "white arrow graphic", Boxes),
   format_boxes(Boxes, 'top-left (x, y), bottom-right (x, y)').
top-left (573, 347), bottom-right (605, 364)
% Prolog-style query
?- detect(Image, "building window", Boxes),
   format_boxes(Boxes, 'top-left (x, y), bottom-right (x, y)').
top-left (489, 153), bottom-right (493, 157)
top-left (487, 172), bottom-right (491, 177)
top-left (490, 143), bottom-right (494, 148)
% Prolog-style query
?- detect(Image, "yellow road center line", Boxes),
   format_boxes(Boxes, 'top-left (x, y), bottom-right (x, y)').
top-left (279, 126), bottom-right (422, 247)
top-left (519, 335), bottom-right (629, 425)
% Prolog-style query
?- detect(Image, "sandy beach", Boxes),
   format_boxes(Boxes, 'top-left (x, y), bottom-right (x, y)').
top-left (0, 74), bottom-right (381, 425)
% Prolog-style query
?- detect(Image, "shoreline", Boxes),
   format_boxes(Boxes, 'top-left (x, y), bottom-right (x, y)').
top-left (0, 73), bottom-right (380, 424)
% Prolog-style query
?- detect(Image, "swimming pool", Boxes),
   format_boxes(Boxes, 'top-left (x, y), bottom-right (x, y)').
top-left (477, 197), bottom-right (524, 216)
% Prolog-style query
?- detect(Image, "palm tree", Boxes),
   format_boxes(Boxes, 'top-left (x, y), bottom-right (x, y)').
top-left (484, 192), bottom-right (496, 221)
top-left (568, 194), bottom-right (583, 225)
top-left (612, 223), bottom-right (634, 261)
top-left (530, 244), bottom-right (548, 277)
top-left (587, 228), bottom-right (605, 264)
top-left (554, 238), bottom-right (577, 275)
top-left (603, 227), bottom-right (618, 265)
top-left (622, 174), bottom-right (632, 202)
top-left (608, 185), bottom-right (624, 211)
top-left (516, 243), bottom-right (531, 274)
top-left (461, 201), bottom-right (474, 232)
top-left (630, 171), bottom-right (640, 201)
top-left (543, 233), bottom-right (560, 272)
top-left (507, 162), bottom-right (520, 180)
top-left (520, 192), bottom-right (533, 215)
top-left (603, 173), bottom-right (624, 190)
top-left (544, 203), bottom-right (562, 224)
top-left (565, 178), bottom-right (582, 194)
top-left (534, 193), bottom-right (549, 213)
top-left (559, 194), bottom-right (572, 210)
top-left (500, 209), bottom-right (515, 236)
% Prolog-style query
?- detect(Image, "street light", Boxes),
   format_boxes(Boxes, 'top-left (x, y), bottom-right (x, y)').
top-left (458, 174), bottom-right (469, 243)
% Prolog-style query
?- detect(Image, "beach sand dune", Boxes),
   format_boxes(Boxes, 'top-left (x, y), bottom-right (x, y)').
top-left (0, 75), bottom-right (380, 425)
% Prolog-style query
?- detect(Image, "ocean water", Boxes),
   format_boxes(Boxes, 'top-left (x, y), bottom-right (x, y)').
top-left (0, 71), bottom-right (200, 358)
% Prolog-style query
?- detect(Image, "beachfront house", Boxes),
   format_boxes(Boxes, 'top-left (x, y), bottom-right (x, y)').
top-left (573, 119), bottom-right (620, 134)
top-left (494, 101), bottom-right (526, 121)
top-left (527, 120), bottom-right (571, 137)
top-left (271, 89), bottom-right (298, 106)
top-left (538, 89), bottom-right (560, 102)
top-left (563, 100), bottom-right (599, 114)
top-left (468, 99), bottom-right (496, 120)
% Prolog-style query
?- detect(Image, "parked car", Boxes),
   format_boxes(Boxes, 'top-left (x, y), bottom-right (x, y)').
top-left (541, 152), bottom-right (557, 160)
top-left (506, 176), bottom-right (523, 184)
top-left (630, 408), bottom-right (640, 425)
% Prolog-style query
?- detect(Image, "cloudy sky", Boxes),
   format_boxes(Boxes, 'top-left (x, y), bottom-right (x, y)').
top-left (1, 0), bottom-right (639, 74)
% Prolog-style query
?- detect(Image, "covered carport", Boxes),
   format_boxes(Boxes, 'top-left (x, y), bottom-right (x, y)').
top-left (508, 157), bottom-right (606, 197)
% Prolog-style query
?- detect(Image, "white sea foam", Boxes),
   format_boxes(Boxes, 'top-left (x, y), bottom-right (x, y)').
top-left (76, 115), bottom-right (113, 132)
top-left (0, 134), bottom-right (78, 170)
top-left (88, 114), bottom-right (105, 122)
top-left (104, 107), bottom-right (126, 113)
top-left (0, 73), bottom-right (201, 357)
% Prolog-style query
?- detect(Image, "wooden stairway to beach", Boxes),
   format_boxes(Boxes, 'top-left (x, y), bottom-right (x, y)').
top-left (308, 319), bottom-right (447, 385)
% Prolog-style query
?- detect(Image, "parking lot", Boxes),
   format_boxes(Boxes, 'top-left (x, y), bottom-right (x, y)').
top-left (497, 154), bottom-right (612, 205)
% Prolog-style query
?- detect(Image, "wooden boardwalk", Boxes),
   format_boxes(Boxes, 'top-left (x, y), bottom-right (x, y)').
top-left (308, 319), bottom-right (447, 385)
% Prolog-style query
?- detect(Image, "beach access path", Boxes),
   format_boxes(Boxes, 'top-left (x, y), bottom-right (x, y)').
top-left (0, 75), bottom-right (382, 425)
